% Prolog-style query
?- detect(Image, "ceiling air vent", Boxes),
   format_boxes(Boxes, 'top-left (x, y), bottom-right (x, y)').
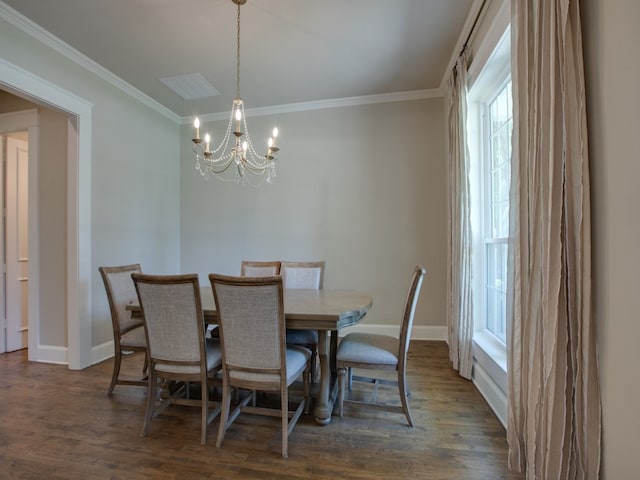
top-left (159, 73), bottom-right (220, 100)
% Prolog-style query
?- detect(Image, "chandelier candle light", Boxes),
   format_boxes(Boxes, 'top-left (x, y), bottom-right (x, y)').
top-left (191, 0), bottom-right (280, 185)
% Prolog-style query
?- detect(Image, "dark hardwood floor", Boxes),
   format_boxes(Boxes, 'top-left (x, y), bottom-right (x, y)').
top-left (0, 341), bottom-right (523, 479)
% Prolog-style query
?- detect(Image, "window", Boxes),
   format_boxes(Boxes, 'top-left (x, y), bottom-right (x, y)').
top-left (468, 26), bottom-right (512, 348)
top-left (484, 80), bottom-right (512, 343)
top-left (465, 1), bottom-right (511, 427)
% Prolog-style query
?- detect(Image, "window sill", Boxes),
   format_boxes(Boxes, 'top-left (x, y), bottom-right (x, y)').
top-left (473, 331), bottom-right (507, 371)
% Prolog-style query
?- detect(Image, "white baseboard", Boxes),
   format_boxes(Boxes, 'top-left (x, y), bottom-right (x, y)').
top-left (92, 340), bottom-right (114, 366)
top-left (31, 327), bottom-right (447, 369)
top-left (28, 345), bottom-right (68, 365)
top-left (338, 324), bottom-right (448, 341)
top-left (26, 341), bottom-right (114, 368)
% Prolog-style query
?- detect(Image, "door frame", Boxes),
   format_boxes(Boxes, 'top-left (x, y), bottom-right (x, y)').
top-left (0, 57), bottom-right (93, 369)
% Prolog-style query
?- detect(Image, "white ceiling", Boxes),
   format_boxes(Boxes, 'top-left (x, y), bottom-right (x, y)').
top-left (2, 0), bottom-right (477, 119)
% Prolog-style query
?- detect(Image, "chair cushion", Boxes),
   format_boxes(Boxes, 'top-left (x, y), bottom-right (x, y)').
top-left (336, 333), bottom-right (399, 366)
top-left (155, 338), bottom-right (222, 375)
top-left (229, 345), bottom-right (311, 388)
top-left (205, 338), bottom-right (223, 369)
top-left (286, 328), bottom-right (318, 346)
top-left (120, 325), bottom-right (146, 348)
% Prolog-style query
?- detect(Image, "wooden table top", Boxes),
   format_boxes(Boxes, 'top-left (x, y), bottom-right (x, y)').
top-left (129, 287), bottom-right (373, 331)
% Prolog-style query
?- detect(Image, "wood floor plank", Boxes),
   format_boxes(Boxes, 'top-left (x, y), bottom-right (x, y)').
top-left (0, 341), bottom-right (523, 479)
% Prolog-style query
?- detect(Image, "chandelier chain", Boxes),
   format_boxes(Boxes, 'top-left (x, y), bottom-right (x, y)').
top-left (236, 1), bottom-right (241, 99)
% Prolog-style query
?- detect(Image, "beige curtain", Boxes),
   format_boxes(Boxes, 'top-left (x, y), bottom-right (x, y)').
top-left (507, 0), bottom-right (601, 478)
top-left (446, 51), bottom-right (473, 380)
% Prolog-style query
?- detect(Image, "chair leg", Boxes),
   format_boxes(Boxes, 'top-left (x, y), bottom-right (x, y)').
top-left (337, 367), bottom-right (347, 417)
top-left (201, 380), bottom-right (208, 444)
top-left (141, 371), bottom-right (157, 437)
top-left (329, 332), bottom-right (338, 373)
top-left (398, 370), bottom-right (414, 427)
top-left (303, 363), bottom-right (311, 414)
top-left (216, 380), bottom-right (232, 448)
top-left (310, 348), bottom-right (318, 383)
top-left (108, 351), bottom-right (122, 397)
top-left (281, 389), bottom-right (288, 459)
top-left (142, 351), bottom-right (149, 377)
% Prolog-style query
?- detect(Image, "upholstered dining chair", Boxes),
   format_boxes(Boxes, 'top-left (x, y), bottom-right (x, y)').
top-left (281, 261), bottom-right (324, 381)
top-left (280, 261), bottom-right (324, 290)
top-left (99, 263), bottom-right (148, 397)
top-left (240, 260), bottom-right (281, 277)
top-left (132, 273), bottom-right (222, 444)
top-left (210, 274), bottom-right (311, 459)
top-left (235, 261), bottom-right (282, 343)
top-left (336, 265), bottom-right (426, 427)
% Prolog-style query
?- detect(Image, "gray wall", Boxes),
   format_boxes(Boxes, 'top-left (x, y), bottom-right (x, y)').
top-left (0, 12), bottom-right (182, 351)
top-left (582, 1), bottom-right (640, 478)
top-left (180, 99), bottom-right (447, 329)
top-left (37, 107), bottom-right (68, 346)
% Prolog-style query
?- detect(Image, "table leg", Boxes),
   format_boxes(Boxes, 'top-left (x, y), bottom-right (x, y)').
top-left (313, 330), bottom-right (335, 425)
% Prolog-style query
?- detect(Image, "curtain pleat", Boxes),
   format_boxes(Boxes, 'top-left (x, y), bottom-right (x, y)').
top-left (507, 0), bottom-right (601, 478)
top-left (446, 52), bottom-right (474, 380)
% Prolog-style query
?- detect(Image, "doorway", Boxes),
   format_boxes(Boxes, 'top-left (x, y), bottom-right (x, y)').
top-left (1, 131), bottom-right (29, 352)
top-left (1, 57), bottom-right (94, 369)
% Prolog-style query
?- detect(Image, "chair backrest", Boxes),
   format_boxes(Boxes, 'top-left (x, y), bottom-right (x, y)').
top-left (240, 260), bottom-right (281, 277)
top-left (398, 265), bottom-right (427, 370)
top-left (280, 261), bottom-right (325, 289)
top-left (99, 264), bottom-right (143, 337)
top-left (132, 273), bottom-right (205, 367)
top-left (210, 274), bottom-right (286, 375)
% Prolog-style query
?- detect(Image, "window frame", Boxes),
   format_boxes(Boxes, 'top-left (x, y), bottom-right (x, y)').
top-left (467, 25), bottom-right (511, 367)
top-left (467, 26), bottom-right (513, 342)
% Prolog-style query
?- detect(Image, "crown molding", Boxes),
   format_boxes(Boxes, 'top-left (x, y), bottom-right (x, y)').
top-left (1, 1), bottom-right (444, 127)
top-left (185, 88), bottom-right (444, 125)
top-left (0, 1), bottom-right (180, 124)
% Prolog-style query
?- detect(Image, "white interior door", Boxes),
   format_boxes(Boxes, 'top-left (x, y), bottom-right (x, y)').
top-left (0, 135), bottom-right (4, 354)
top-left (5, 135), bottom-right (29, 352)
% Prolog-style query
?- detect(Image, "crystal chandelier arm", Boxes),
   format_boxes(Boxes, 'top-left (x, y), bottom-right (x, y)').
top-left (240, 159), bottom-right (272, 175)
top-left (206, 160), bottom-right (236, 175)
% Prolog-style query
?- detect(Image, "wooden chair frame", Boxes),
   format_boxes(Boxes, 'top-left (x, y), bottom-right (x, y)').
top-left (210, 273), bottom-right (311, 458)
top-left (336, 265), bottom-right (426, 427)
top-left (132, 273), bottom-right (222, 444)
top-left (99, 264), bottom-right (148, 397)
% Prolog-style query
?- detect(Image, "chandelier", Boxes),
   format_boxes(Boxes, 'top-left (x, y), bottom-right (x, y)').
top-left (191, 0), bottom-right (279, 185)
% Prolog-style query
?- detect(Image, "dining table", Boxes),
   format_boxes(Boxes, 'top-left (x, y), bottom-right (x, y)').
top-left (128, 287), bottom-right (372, 425)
